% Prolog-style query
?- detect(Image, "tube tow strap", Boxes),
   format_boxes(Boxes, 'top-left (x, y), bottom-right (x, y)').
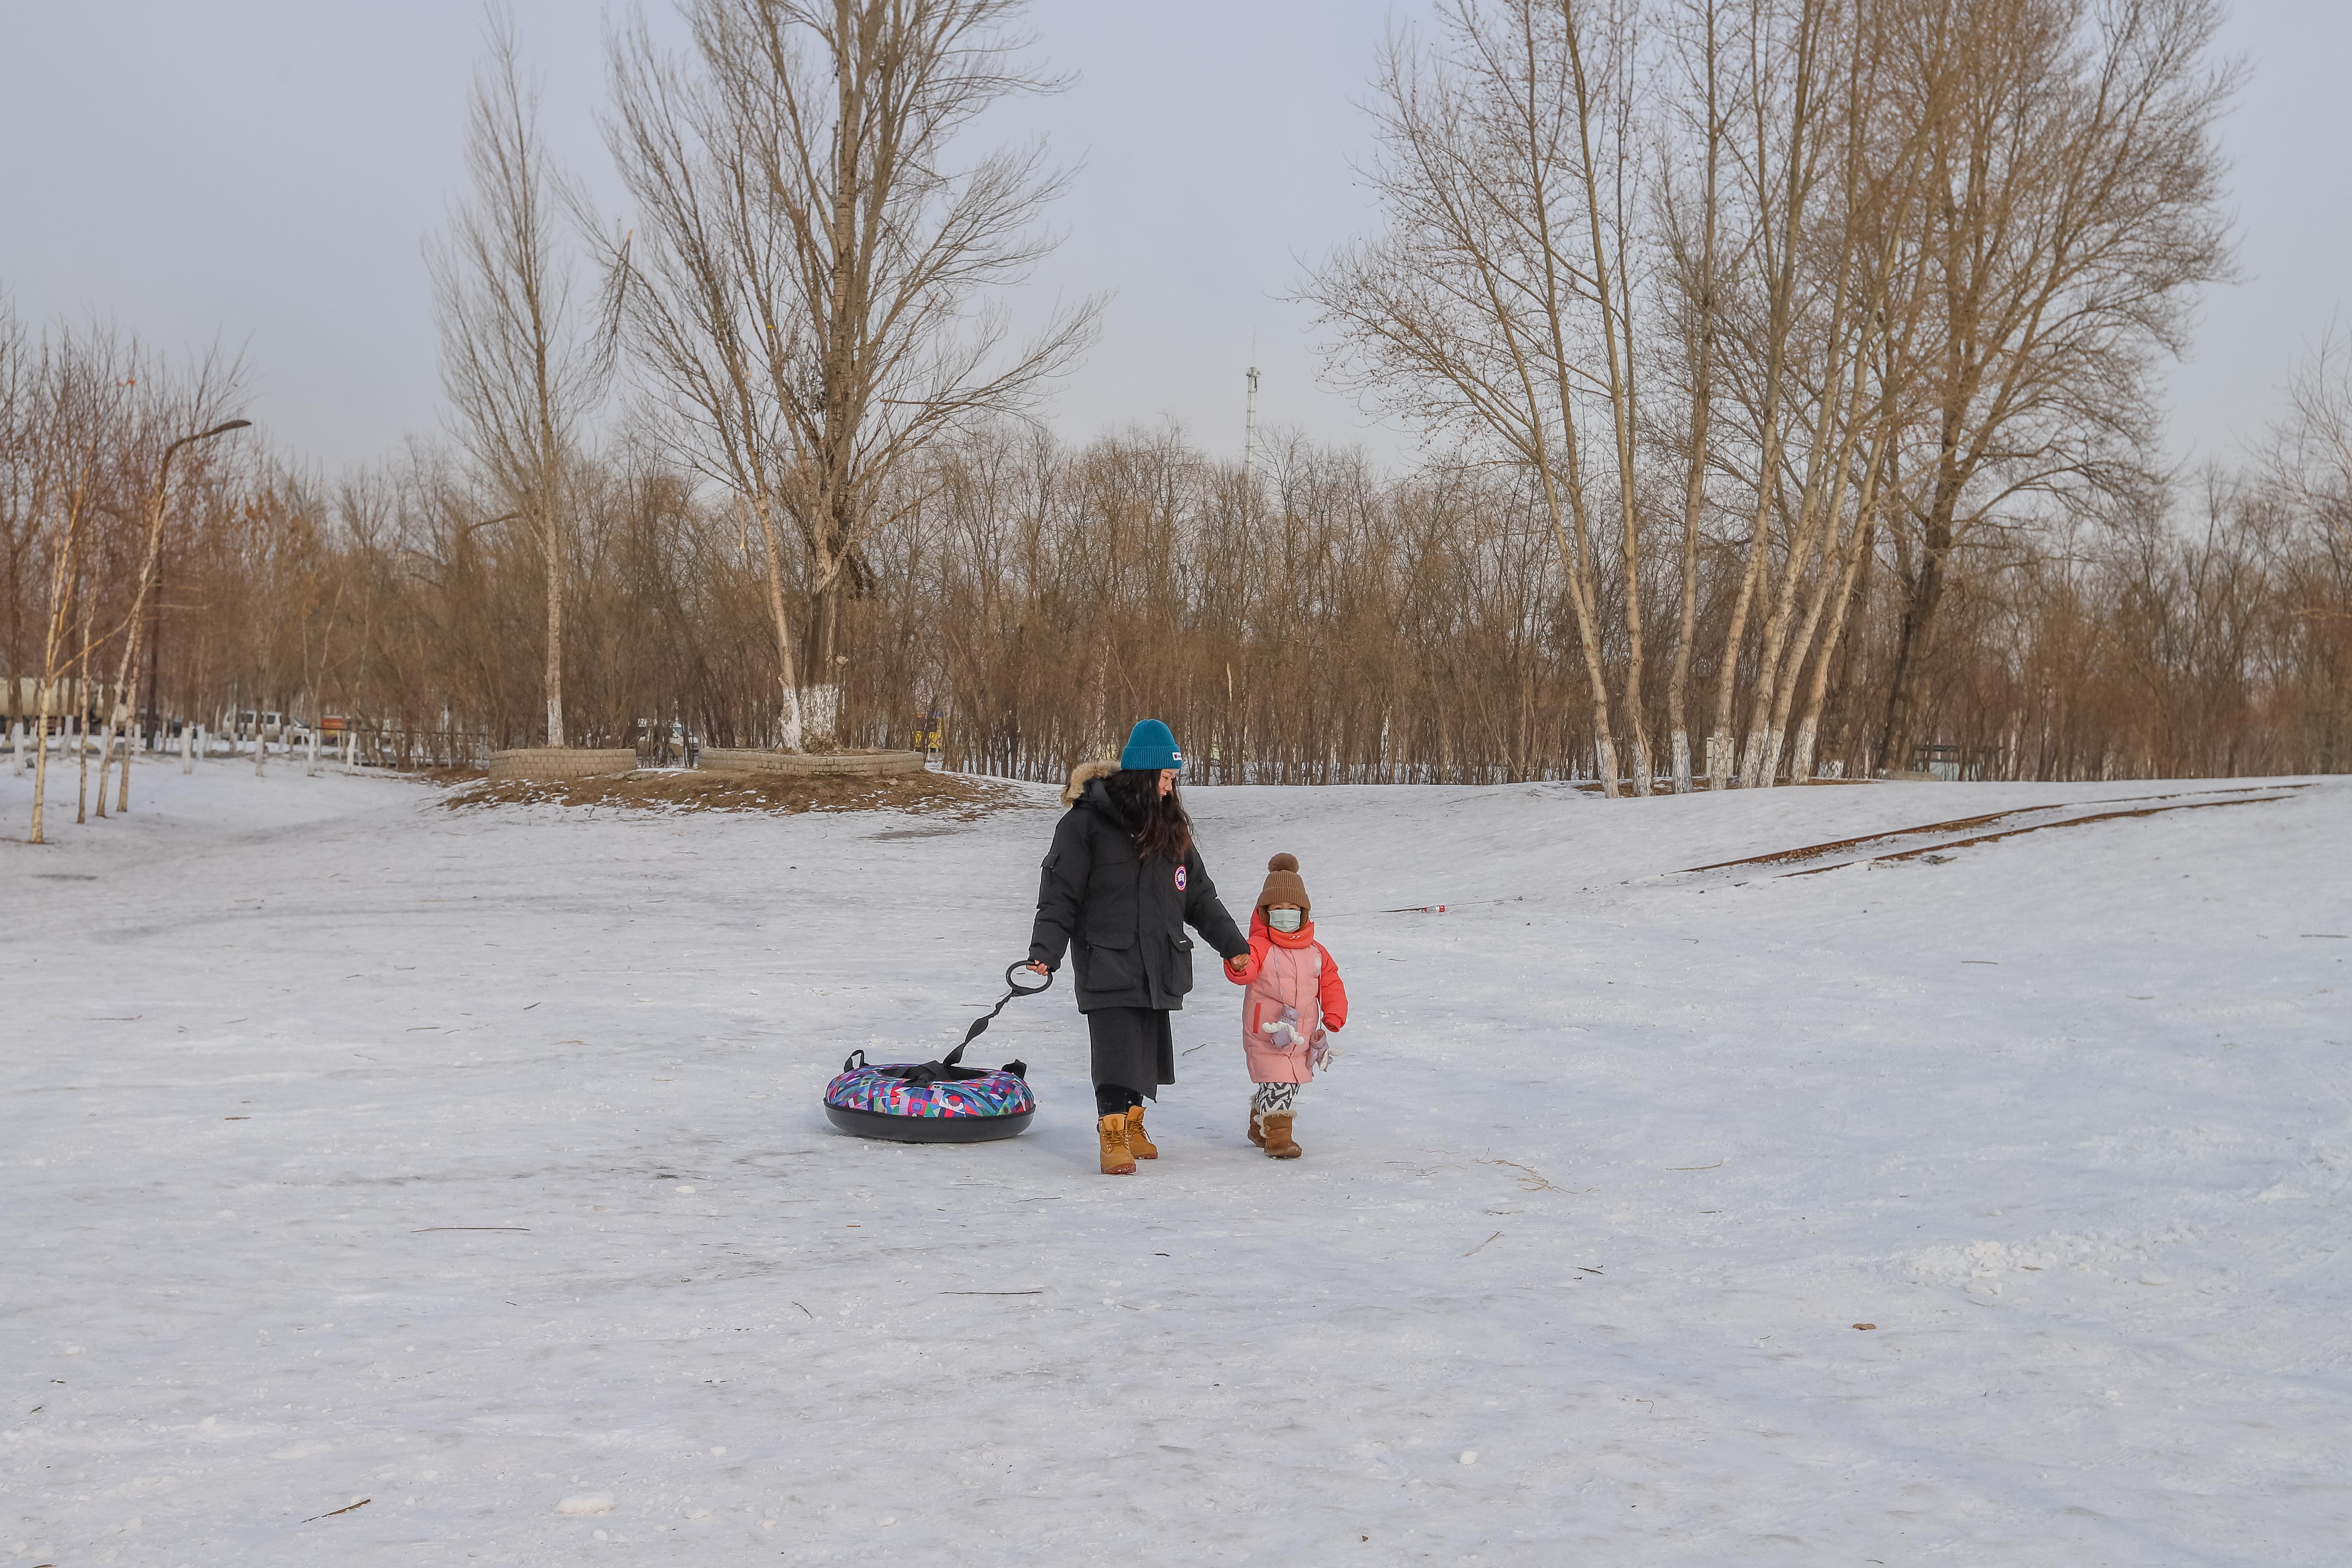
top-left (942, 961), bottom-right (1054, 1069)
top-left (839, 962), bottom-right (1053, 1085)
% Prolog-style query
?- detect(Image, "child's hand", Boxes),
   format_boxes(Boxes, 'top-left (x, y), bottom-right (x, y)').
top-left (1226, 954), bottom-right (1250, 976)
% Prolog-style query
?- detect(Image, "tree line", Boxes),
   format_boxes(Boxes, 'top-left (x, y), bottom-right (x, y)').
top-left (6, 0), bottom-right (2348, 836)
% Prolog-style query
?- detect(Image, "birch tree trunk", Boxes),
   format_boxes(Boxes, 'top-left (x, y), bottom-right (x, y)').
top-left (1788, 479), bottom-right (1883, 783)
top-left (93, 704), bottom-right (113, 818)
top-left (544, 495), bottom-right (565, 747)
top-left (1566, 11), bottom-right (1650, 794)
top-left (429, 15), bottom-right (601, 755)
top-left (748, 492), bottom-right (807, 751)
top-left (1704, 0), bottom-right (1838, 788)
top-left (1663, 0), bottom-right (1726, 795)
top-left (29, 689), bottom-right (54, 845)
top-left (1759, 429), bottom-right (1880, 782)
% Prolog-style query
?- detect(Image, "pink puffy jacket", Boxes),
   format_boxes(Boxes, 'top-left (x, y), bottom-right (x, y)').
top-left (1227, 910), bottom-right (1349, 1084)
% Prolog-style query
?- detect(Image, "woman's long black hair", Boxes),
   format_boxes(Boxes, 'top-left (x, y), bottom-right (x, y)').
top-left (1103, 768), bottom-right (1193, 862)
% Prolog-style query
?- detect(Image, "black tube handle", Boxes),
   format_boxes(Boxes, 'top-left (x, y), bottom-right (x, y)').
top-left (940, 963), bottom-right (1055, 1068)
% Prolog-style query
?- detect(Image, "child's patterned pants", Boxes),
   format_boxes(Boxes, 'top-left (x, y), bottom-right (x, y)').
top-left (1251, 1082), bottom-right (1301, 1116)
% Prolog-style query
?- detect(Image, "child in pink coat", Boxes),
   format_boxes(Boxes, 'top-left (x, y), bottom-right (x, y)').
top-left (1226, 853), bottom-right (1348, 1159)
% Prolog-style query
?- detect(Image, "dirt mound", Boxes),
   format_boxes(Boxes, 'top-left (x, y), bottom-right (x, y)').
top-left (440, 766), bottom-right (1029, 819)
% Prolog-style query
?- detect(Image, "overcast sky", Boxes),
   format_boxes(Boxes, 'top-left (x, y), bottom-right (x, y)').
top-left (2, 2), bottom-right (2343, 481)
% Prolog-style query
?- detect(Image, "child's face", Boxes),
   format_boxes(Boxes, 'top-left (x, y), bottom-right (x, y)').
top-left (1268, 902), bottom-right (1303, 932)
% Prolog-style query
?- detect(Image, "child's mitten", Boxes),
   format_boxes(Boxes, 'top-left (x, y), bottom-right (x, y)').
top-left (1259, 1004), bottom-right (1307, 1050)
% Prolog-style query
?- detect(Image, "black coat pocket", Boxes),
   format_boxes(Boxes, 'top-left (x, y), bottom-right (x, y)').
top-left (1078, 927), bottom-right (1140, 994)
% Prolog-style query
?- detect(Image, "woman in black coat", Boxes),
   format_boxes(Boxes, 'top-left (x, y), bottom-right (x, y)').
top-left (1025, 720), bottom-right (1250, 1174)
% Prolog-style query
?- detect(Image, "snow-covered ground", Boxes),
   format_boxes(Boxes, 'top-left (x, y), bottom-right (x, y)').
top-left (3, 756), bottom-right (2346, 1565)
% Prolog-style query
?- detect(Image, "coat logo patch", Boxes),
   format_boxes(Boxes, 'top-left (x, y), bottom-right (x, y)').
top-left (1173, 865), bottom-right (1188, 891)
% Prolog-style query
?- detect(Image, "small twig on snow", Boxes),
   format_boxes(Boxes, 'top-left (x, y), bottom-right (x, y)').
top-left (300, 1498), bottom-right (371, 1524)
top-left (1484, 1159), bottom-right (1557, 1192)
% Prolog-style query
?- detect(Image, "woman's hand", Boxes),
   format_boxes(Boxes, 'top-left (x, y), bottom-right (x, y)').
top-left (1226, 954), bottom-right (1250, 976)
top-left (1025, 961), bottom-right (1050, 977)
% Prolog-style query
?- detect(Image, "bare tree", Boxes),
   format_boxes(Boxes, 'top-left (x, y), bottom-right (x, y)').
top-left (0, 297), bottom-right (34, 684)
top-left (429, 6), bottom-right (606, 750)
top-left (1304, 0), bottom-right (1652, 797)
top-left (98, 364), bottom-right (248, 814)
top-left (1728, 0), bottom-right (1943, 787)
top-left (1657, 0), bottom-right (1730, 793)
top-left (1874, 0), bottom-right (2234, 773)
top-left (24, 335), bottom-right (130, 842)
top-left (2257, 335), bottom-right (2352, 764)
top-left (603, 0), bottom-right (1097, 748)
top-left (2264, 333), bottom-right (2352, 571)
top-left (1696, 0), bottom-right (1839, 789)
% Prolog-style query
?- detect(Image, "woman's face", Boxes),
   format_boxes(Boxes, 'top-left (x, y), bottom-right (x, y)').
top-left (1157, 769), bottom-right (1177, 798)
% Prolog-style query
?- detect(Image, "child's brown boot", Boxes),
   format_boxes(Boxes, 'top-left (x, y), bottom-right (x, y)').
top-left (1124, 1104), bottom-right (1157, 1159)
top-left (1248, 1104), bottom-right (1266, 1148)
top-left (1260, 1113), bottom-right (1302, 1159)
top-left (1098, 1113), bottom-right (1136, 1175)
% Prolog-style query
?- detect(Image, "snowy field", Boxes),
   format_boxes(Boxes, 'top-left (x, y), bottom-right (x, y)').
top-left (3, 756), bottom-right (2347, 1566)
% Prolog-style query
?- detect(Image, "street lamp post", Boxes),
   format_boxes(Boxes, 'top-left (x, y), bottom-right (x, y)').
top-left (141, 419), bottom-right (251, 748)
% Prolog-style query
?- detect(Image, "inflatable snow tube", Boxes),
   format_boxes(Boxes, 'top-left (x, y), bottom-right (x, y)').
top-left (824, 1050), bottom-right (1037, 1143)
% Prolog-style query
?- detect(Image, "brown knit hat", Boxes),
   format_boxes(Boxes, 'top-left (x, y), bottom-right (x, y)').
top-left (1257, 853), bottom-right (1310, 919)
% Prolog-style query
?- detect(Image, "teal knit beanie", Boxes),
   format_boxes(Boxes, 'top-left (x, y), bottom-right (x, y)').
top-left (1120, 718), bottom-right (1183, 771)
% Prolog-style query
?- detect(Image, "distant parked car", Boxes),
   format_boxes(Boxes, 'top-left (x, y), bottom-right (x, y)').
top-left (228, 709), bottom-right (286, 741)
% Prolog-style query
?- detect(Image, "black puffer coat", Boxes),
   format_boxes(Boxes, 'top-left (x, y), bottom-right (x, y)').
top-left (1027, 764), bottom-right (1250, 1012)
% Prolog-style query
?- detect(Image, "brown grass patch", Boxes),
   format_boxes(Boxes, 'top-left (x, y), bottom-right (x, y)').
top-left (1686, 805), bottom-right (2061, 870)
top-left (1781, 793), bottom-right (2294, 876)
top-left (1687, 781), bottom-right (2311, 873)
top-left (440, 767), bottom-right (1030, 819)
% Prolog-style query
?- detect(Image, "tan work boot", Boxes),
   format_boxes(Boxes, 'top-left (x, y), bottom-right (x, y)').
top-left (1124, 1104), bottom-right (1157, 1160)
top-left (1260, 1113), bottom-right (1301, 1159)
top-left (1248, 1105), bottom-right (1266, 1148)
top-left (1098, 1113), bottom-right (1137, 1175)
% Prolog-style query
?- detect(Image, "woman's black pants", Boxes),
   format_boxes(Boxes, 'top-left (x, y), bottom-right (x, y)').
top-left (1087, 1006), bottom-right (1173, 1117)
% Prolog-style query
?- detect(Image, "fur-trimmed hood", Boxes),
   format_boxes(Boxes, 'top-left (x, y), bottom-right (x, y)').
top-left (1061, 758), bottom-right (1120, 807)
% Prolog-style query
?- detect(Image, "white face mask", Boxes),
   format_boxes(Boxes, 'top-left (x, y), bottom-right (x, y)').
top-left (1269, 907), bottom-right (1303, 933)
